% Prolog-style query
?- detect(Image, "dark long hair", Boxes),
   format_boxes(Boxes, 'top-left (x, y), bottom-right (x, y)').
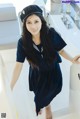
top-left (22, 13), bottom-right (56, 67)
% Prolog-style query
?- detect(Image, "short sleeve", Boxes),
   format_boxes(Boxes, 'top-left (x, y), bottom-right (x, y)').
top-left (50, 28), bottom-right (67, 51)
top-left (16, 38), bottom-right (26, 63)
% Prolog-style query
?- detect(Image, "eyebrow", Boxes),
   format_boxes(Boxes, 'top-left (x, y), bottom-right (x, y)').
top-left (26, 19), bottom-right (39, 23)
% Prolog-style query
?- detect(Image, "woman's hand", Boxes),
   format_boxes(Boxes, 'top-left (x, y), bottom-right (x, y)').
top-left (59, 49), bottom-right (80, 64)
top-left (72, 55), bottom-right (80, 64)
top-left (10, 82), bottom-right (14, 91)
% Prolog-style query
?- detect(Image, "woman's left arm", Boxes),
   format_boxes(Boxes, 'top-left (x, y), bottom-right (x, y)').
top-left (58, 49), bottom-right (80, 64)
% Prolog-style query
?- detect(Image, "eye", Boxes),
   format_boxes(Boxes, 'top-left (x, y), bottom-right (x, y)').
top-left (35, 20), bottom-right (39, 23)
top-left (27, 21), bottom-right (31, 24)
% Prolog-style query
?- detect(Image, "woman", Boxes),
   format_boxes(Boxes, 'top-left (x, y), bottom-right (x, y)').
top-left (10, 5), bottom-right (80, 119)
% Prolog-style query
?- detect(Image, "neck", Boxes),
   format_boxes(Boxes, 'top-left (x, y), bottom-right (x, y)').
top-left (32, 33), bottom-right (40, 40)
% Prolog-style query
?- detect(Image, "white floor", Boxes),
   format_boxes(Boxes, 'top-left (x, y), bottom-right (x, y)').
top-left (55, 113), bottom-right (79, 119)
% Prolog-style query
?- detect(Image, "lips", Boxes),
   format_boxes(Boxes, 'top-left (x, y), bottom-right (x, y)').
top-left (32, 30), bottom-right (37, 32)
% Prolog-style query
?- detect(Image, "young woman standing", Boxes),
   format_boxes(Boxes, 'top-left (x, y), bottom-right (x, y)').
top-left (10, 5), bottom-right (80, 119)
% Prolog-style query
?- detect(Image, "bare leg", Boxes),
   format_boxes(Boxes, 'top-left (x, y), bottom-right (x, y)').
top-left (45, 104), bottom-right (53, 119)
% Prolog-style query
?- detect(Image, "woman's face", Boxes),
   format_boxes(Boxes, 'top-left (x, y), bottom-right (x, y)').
top-left (26, 14), bottom-right (42, 36)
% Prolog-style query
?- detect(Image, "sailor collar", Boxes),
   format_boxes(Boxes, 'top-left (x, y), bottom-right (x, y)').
top-left (33, 43), bottom-right (43, 52)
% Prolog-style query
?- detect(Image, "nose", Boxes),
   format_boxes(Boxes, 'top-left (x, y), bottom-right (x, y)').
top-left (31, 23), bottom-right (36, 29)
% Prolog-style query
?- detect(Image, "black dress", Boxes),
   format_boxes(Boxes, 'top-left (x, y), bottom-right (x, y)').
top-left (16, 28), bottom-right (67, 115)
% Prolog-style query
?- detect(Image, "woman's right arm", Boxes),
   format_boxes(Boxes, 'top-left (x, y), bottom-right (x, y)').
top-left (10, 62), bottom-right (23, 91)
